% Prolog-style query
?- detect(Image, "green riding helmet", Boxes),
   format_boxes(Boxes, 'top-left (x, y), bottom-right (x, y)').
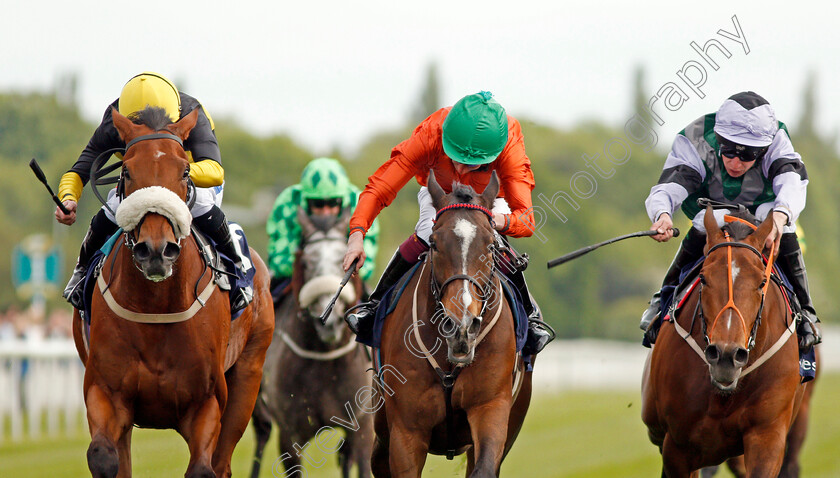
top-left (300, 157), bottom-right (352, 205)
top-left (441, 91), bottom-right (509, 165)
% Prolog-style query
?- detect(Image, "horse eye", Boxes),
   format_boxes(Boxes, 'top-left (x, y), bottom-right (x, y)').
top-left (428, 237), bottom-right (437, 251)
top-left (122, 168), bottom-right (131, 181)
top-left (183, 168), bottom-right (190, 179)
top-left (699, 274), bottom-right (707, 285)
top-left (759, 278), bottom-right (767, 289)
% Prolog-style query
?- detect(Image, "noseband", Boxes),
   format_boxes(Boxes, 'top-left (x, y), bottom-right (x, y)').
top-left (430, 203), bottom-right (498, 320)
top-left (697, 217), bottom-right (775, 351)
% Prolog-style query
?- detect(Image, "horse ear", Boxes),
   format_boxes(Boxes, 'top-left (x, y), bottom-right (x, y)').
top-left (750, 212), bottom-right (779, 257)
top-left (111, 107), bottom-right (139, 142)
top-left (703, 205), bottom-right (724, 253)
top-left (480, 171), bottom-right (500, 209)
top-left (168, 108), bottom-right (199, 142)
top-left (337, 204), bottom-right (352, 230)
top-left (427, 171), bottom-right (446, 210)
top-left (297, 206), bottom-right (316, 238)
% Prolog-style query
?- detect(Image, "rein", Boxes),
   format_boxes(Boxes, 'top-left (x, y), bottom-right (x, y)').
top-left (278, 330), bottom-right (359, 361)
top-left (97, 234), bottom-right (217, 323)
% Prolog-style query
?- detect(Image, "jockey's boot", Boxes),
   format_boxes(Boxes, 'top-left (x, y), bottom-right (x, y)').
top-left (777, 234), bottom-right (821, 353)
top-left (345, 249), bottom-right (414, 336)
top-left (507, 268), bottom-right (555, 356)
top-left (63, 209), bottom-right (119, 310)
top-left (640, 228), bottom-right (705, 334)
top-left (193, 205), bottom-right (252, 315)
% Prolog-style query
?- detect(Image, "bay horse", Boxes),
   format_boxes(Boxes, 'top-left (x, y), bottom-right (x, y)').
top-left (250, 207), bottom-right (373, 477)
top-left (642, 206), bottom-right (808, 477)
top-left (371, 171), bottom-right (532, 477)
top-left (71, 106), bottom-right (275, 478)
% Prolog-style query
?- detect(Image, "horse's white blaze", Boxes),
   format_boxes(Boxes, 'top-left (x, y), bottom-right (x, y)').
top-left (453, 218), bottom-right (477, 318)
top-left (153, 150), bottom-right (165, 159)
top-left (731, 260), bottom-right (740, 283)
top-left (453, 219), bottom-right (476, 272)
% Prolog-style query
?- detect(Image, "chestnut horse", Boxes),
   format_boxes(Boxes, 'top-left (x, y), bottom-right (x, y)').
top-left (371, 171), bottom-right (531, 477)
top-left (642, 207), bottom-right (808, 477)
top-left (71, 106), bottom-right (274, 478)
top-left (250, 207), bottom-right (373, 478)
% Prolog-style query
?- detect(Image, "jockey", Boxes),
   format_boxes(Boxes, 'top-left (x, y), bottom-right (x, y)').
top-left (55, 72), bottom-right (251, 315)
top-left (641, 91), bottom-right (820, 352)
top-left (342, 91), bottom-right (553, 356)
top-left (266, 157), bottom-right (380, 301)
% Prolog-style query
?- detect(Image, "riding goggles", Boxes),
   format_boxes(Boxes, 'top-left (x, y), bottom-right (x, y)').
top-left (308, 197), bottom-right (342, 208)
top-left (716, 134), bottom-right (768, 163)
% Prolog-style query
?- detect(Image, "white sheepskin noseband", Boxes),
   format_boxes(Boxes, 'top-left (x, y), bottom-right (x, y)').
top-left (298, 275), bottom-right (357, 308)
top-left (115, 186), bottom-right (192, 239)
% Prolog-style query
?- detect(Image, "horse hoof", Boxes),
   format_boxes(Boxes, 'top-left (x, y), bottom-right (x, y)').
top-left (87, 441), bottom-right (119, 478)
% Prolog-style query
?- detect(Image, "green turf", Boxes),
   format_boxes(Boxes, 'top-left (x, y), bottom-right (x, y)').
top-left (2, 374), bottom-right (838, 477)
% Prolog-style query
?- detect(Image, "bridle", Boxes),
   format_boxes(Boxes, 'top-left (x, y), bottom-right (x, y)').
top-left (118, 132), bottom-right (189, 253)
top-left (697, 216), bottom-right (775, 351)
top-left (429, 203), bottom-right (498, 321)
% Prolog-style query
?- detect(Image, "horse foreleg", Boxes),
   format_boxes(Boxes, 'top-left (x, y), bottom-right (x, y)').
top-left (466, 399), bottom-right (510, 478)
top-left (743, 426), bottom-right (786, 478)
top-left (85, 384), bottom-right (133, 478)
top-left (213, 332), bottom-right (272, 478)
top-left (249, 394), bottom-right (273, 478)
top-left (183, 397), bottom-right (222, 478)
top-left (387, 422), bottom-right (429, 477)
top-left (371, 414), bottom-right (391, 478)
top-left (661, 434), bottom-right (698, 478)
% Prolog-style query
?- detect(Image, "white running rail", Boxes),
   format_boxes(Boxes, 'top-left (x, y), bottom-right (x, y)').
top-left (0, 337), bottom-right (84, 442)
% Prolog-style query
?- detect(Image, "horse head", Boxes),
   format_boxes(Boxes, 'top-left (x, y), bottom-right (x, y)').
top-left (700, 206), bottom-right (780, 391)
top-left (296, 206), bottom-right (355, 343)
top-left (427, 170), bottom-right (500, 365)
top-left (111, 106), bottom-right (197, 282)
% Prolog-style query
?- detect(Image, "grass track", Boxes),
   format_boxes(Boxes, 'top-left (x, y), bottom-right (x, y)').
top-left (2, 374), bottom-right (838, 477)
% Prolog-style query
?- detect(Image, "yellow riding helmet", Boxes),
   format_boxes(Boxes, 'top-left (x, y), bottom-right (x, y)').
top-left (118, 72), bottom-right (181, 122)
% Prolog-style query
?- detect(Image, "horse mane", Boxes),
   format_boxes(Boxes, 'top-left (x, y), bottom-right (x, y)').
top-left (449, 182), bottom-right (479, 205)
top-left (127, 106), bottom-right (174, 130)
top-left (721, 209), bottom-right (760, 241)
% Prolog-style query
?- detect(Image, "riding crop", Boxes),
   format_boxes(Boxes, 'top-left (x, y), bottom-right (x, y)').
top-left (29, 158), bottom-right (70, 214)
top-left (547, 227), bottom-right (680, 269)
top-left (319, 258), bottom-right (359, 325)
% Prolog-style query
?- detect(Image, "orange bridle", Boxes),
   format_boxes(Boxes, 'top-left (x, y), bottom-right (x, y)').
top-left (704, 216), bottom-right (775, 350)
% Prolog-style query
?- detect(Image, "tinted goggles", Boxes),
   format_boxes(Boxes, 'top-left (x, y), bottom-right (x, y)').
top-left (308, 198), bottom-right (342, 208)
top-left (716, 135), bottom-right (768, 163)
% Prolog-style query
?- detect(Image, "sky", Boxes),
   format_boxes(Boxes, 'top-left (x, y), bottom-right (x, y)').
top-left (2, 0), bottom-right (838, 155)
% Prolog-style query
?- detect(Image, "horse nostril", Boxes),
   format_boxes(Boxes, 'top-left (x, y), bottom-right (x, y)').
top-left (734, 347), bottom-right (750, 367)
top-left (439, 316), bottom-right (457, 338)
top-left (704, 344), bottom-right (721, 364)
top-left (133, 243), bottom-right (151, 261)
top-left (162, 242), bottom-right (181, 260)
top-left (469, 317), bottom-right (482, 335)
